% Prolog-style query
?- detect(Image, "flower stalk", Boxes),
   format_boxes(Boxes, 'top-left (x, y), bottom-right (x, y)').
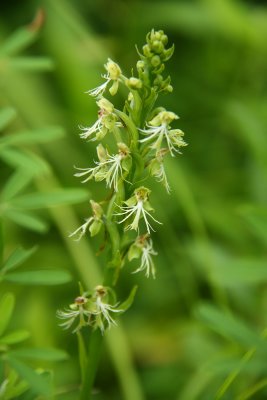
top-left (58, 29), bottom-right (187, 399)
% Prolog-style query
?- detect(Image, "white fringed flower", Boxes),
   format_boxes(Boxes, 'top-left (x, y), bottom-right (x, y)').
top-left (128, 234), bottom-right (158, 278)
top-left (139, 111), bottom-right (187, 156)
top-left (133, 239), bottom-right (157, 278)
top-left (74, 143), bottom-right (131, 192)
top-left (69, 217), bottom-right (93, 241)
top-left (87, 58), bottom-right (122, 97)
top-left (69, 201), bottom-right (103, 241)
top-left (57, 296), bottom-right (90, 333)
top-left (91, 286), bottom-right (122, 334)
top-left (149, 149), bottom-right (171, 194)
top-left (79, 97), bottom-right (121, 141)
top-left (116, 187), bottom-right (161, 233)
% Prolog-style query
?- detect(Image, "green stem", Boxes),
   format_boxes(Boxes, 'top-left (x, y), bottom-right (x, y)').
top-left (0, 219), bottom-right (3, 265)
top-left (79, 330), bottom-right (103, 400)
top-left (115, 109), bottom-right (139, 150)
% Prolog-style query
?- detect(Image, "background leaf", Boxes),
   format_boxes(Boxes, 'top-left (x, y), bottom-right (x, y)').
top-left (0, 292), bottom-right (15, 337)
top-left (4, 269), bottom-right (72, 285)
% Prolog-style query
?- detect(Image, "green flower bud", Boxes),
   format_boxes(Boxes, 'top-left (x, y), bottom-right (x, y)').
top-left (143, 44), bottom-right (153, 58)
top-left (151, 55), bottom-right (161, 67)
top-left (151, 40), bottom-right (164, 54)
top-left (161, 34), bottom-right (168, 46)
top-left (165, 84), bottom-right (173, 93)
top-left (127, 77), bottom-right (142, 89)
top-left (136, 60), bottom-right (145, 72)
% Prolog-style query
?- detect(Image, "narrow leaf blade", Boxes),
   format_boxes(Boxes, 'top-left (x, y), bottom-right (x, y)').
top-left (11, 188), bottom-right (89, 209)
top-left (4, 270), bottom-right (72, 285)
top-left (0, 292), bottom-right (15, 337)
top-left (2, 246), bottom-right (37, 273)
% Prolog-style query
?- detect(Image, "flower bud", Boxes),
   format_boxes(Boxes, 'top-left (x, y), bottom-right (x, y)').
top-left (127, 77), bottom-right (142, 89)
top-left (151, 40), bottom-right (164, 54)
top-left (143, 44), bottom-right (153, 57)
top-left (136, 60), bottom-right (145, 71)
top-left (151, 55), bottom-right (161, 67)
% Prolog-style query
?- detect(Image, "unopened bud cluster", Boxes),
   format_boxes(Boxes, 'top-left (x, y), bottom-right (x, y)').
top-left (60, 30), bottom-right (187, 335)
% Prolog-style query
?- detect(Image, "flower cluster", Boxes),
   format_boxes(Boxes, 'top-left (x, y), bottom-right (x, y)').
top-left (57, 286), bottom-right (122, 334)
top-left (61, 29), bottom-right (187, 335)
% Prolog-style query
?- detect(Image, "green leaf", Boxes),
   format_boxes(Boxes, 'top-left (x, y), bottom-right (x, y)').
top-left (0, 107), bottom-right (16, 131)
top-left (7, 356), bottom-right (51, 397)
top-left (9, 347), bottom-right (68, 361)
top-left (118, 285), bottom-right (138, 313)
top-left (0, 292), bottom-right (15, 337)
top-left (0, 369), bottom-right (29, 399)
top-left (0, 330), bottom-right (30, 345)
top-left (1, 169), bottom-right (34, 201)
top-left (0, 28), bottom-right (38, 57)
top-left (11, 188), bottom-right (89, 209)
top-left (8, 57), bottom-right (54, 71)
top-left (4, 270), bottom-right (72, 285)
top-left (0, 126), bottom-right (64, 147)
top-left (210, 258), bottom-right (267, 287)
top-left (0, 148), bottom-right (50, 174)
top-left (4, 209), bottom-right (48, 233)
top-left (2, 247), bottom-right (37, 273)
top-left (196, 303), bottom-right (265, 350)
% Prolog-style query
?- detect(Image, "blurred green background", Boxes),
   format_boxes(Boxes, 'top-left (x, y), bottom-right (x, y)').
top-left (1, 0), bottom-right (267, 399)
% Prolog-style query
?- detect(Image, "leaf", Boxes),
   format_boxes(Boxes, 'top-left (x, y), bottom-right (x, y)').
top-left (0, 28), bottom-right (38, 57)
top-left (9, 347), bottom-right (68, 361)
top-left (0, 107), bottom-right (16, 131)
top-left (0, 292), bottom-right (15, 337)
top-left (4, 209), bottom-right (48, 233)
top-left (0, 126), bottom-right (64, 147)
top-left (196, 303), bottom-right (265, 350)
top-left (7, 356), bottom-right (51, 397)
top-left (0, 330), bottom-right (30, 345)
top-left (11, 188), bottom-right (89, 209)
top-left (8, 57), bottom-right (54, 71)
top-left (2, 247), bottom-right (37, 273)
top-left (210, 258), bottom-right (267, 287)
top-left (118, 285), bottom-right (138, 313)
top-left (1, 169), bottom-right (34, 201)
top-left (4, 270), bottom-right (72, 285)
top-left (0, 148), bottom-right (50, 174)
